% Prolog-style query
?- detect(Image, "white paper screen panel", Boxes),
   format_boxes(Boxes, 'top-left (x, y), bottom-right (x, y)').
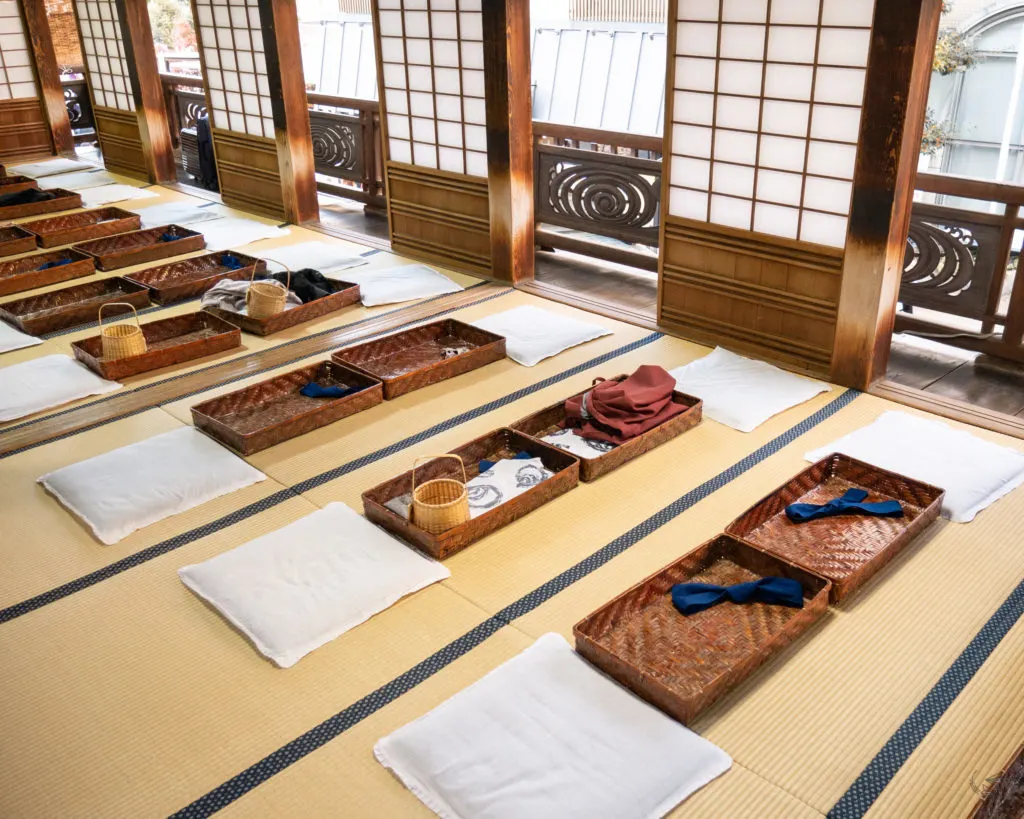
top-left (668, 0), bottom-right (875, 248)
top-left (378, 0), bottom-right (487, 177)
top-left (193, 0), bottom-right (275, 139)
top-left (74, 0), bottom-right (135, 112)
top-left (0, 0), bottom-right (38, 101)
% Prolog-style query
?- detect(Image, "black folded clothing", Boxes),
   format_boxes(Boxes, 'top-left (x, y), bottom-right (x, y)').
top-left (260, 268), bottom-right (334, 303)
top-left (0, 188), bottom-right (57, 207)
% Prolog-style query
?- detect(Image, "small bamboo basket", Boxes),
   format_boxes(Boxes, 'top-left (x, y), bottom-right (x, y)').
top-left (411, 454), bottom-right (470, 534)
top-left (99, 302), bottom-right (147, 360)
top-left (246, 258), bottom-right (291, 320)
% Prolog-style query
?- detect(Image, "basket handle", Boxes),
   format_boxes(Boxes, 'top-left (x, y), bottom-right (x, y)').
top-left (97, 301), bottom-right (140, 330)
top-left (257, 257), bottom-right (292, 291)
top-left (411, 454), bottom-right (467, 497)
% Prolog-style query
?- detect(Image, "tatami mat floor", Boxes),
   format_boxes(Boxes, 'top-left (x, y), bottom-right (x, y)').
top-left (0, 168), bottom-right (1020, 819)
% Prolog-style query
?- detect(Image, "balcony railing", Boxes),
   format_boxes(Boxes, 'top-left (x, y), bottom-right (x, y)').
top-left (307, 92), bottom-right (385, 211)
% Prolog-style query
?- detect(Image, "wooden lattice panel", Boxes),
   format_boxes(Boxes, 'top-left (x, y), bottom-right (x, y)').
top-left (0, 0), bottom-right (39, 100)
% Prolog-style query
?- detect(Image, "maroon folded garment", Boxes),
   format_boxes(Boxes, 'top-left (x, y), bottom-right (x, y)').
top-left (564, 365), bottom-right (686, 444)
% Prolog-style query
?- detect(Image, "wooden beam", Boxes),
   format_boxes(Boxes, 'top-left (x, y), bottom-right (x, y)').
top-left (482, 0), bottom-right (534, 284)
top-left (258, 0), bottom-right (319, 224)
top-left (19, 0), bottom-right (74, 155)
top-left (830, 0), bottom-right (943, 389)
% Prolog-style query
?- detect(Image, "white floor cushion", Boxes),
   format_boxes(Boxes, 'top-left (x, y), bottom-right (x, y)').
top-left (375, 633), bottom-right (731, 819)
top-left (37, 170), bottom-right (119, 190)
top-left (0, 354), bottom-right (118, 422)
top-left (806, 410), bottom-right (1024, 522)
top-left (339, 264), bottom-right (462, 306)
top-left (198, 217), bottom-right (290, 251)
top-left (38, 427), bottom-right (266, 545)
top-left (178, 502), bottom-right (449, 667)
top-left (257, 240), bottom-right (367, 276)
top-left (669, 347), bottom-right (830, 432)
top-left (7, 158), bottom-right (95, 177)
top-left (131, 201), bottom-right (225, 229)
top-left (472, 305), bottom-right (612, 366)
top-left (0, 321), bottom-right (44, 354)
top-left (79, 185), bottom-right (159, 208)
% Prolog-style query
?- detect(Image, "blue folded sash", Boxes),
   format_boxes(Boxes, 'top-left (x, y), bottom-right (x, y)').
top-left (36, 257), bottom-right (73, 271)
top-left (785, 488), bottom-right (903, 523)
top-left (672, 576), bottom-right (804, 616)
top-left (220, 253), bottom-right (244, 270)
top-left (160, 232), bottom-right (183, 242)
top-left (299, 382), bottom-right (362, 399)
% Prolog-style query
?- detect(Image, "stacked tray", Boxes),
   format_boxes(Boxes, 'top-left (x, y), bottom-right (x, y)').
top-left (363, 428), bottom-right (579, 559)
top-left (0, 175), bottom-right (38, 195)
top-left (725, 453), bottom-right (944, 602)
top-left (75, 224), bottom-right (205, 270)
top-left (22, 207), bottom-right (141, 247)
top-left (126, 251), bottom-right (266, 303)
top-left (333, 319), bottom-right (506, 399)
top-left (71, 311), bottom-right (241, 380)
top-left (0, 188), bottom-right (82, 220)
top-left (0, 226), bottom-right (36, 257)
top-left (203, 278), bottom-right (360, 335)
top-left (0, 248), bottom-right (95, 297)
top-left (192, 360), bottom-right (383, 455)
top-left (574, 535), bottom-right (831, 725)
top-left (0, 278), bottom-right (150, 336)
top-left (510, 375), bottom-right (703, 481)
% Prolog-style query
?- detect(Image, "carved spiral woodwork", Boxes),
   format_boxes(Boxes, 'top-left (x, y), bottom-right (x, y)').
top-left (535, 143), bottom-right (661, 246)
top-left (175, 90), bottom-right (207, 129)
top-left (308, 109), bottom-right (363, 182)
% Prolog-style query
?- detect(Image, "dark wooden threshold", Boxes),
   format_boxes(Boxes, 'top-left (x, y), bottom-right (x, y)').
top-left (517, 278), bottom-right (659, 333)
top-left (534, 227), bottom-right (658, 272)
top-left (305, 218), bottom-right (391, 252)
top-left (871, 378), bottom-right (1024, 440)
top-left (0, 285), bottom-right (508, 457)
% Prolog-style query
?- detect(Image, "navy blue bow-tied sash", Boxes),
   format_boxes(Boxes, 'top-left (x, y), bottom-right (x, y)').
top-left (299, 382), bottom-right (363, 399)
top-left (672, 577), bottom-right (805, 616)
top-left (785, 488), bottom-right (903, 523)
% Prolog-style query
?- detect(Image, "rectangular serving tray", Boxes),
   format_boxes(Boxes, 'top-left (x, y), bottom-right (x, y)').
top-left (0, 225), bottom-right (37, 257)
top-left (574, 534), bottom-right (831, 725)
top-left (363, 428), bottom-right (579, 559)
top-left (203, 278), bottom-right (360, 336)
top-left (22, 207), bottom-right (141, 247)
top-left (0, 248), bottom-right (95, 297)
top-left (725, 453), bottom-right (944, 603)
top-left (126, 251), bottom-right (266, 304)
top-left (333, 318), bottom-right (506, 400)
top-left (0, 277), bottom-right (151, 336)
top-left (192, 360), bottom-right (383, 455)
top-left (0, 175), bottom-right (38, 195)
top-left (71, 310), bottom-right (241, 380)
top-left (510, 375), bottom-right (703, 481)
top-left (0, 188), bottom-right (82, 220)
top-left (74, 224), bottom-right (206, 270)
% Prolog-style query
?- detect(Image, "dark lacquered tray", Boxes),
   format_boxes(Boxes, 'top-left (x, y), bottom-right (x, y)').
top-left (74, 224), bottom-right (206, 270)
top-left (22, 207), bottom-right (141, 248)
top-left (126, 251), bottom-right (266, 303)
top-left (203, 279), bottom-right (360, 336)
top-left (0, 225), bottom-right (37, 257)
top-left (0, 277), bottom-right (151, 336)
top-left (0, 248), bottom-right (95, 297)
top-left (0, 188), bottom-right (82, 220)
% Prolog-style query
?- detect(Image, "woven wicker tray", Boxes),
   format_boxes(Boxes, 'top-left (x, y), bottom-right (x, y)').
top-left (510, 376), bottom-right (703, 481)
top-left (126, 251), bottom-right (266, 304)
top-left (574, 534), bottom-right (831, 725)
top-left (725, 453), bottom-right (944, 603)
top-left (74, 224), bottom-right (206, 270)
top-left (71, 311), bottom-right (241, 380)
top-left (333, 319), bottom-right (506, 400)
top-left (0, 225), bottom-right (37, 257)
top-left (203, 279), bottom-right (360, 335)
top-left (192, 360), bottom-right (383, 455)
top-left (0, 175), bottom-right (38, 195)
top-left (0, 248), bottom-right (95, 297)
top-left (22, 207), bottom-right (141, 248)
top-left (363, 428), bottom-right (579, 559)
top-left (0, 277), bottom-right (150, 336)
top-left (0, 188), bottom-right (82, 220)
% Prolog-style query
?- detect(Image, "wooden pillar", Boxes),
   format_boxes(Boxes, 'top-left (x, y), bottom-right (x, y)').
top-left (482, 0), bottom-right (534, 284)
top-left (830, 0), bottom-right (943, 389)
top-left (20, 0), bottom-right (74, 155)
top-left (189, 0), bottom-right (318, 223)
top-left (71, 0), bottom-right (176, 182)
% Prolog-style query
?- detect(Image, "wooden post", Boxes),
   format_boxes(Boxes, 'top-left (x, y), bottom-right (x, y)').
top-left (482, 0), bottom-right (534, 284)
top-left (20, 0), bottom-right (74, 155)
top-left (830, 0), bottom-right (944, 389)
top-left (114, 0), bottom-right (176, 182)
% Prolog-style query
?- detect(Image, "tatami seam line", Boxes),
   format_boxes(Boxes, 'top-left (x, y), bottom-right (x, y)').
top-left (166, 389), bottom-right (860, 818)
top-left (0, 332), bottom-right (662, 623)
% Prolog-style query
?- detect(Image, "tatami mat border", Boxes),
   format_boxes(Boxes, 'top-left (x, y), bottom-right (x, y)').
top-left (0, 332), bottom-right (661, 623)
top-left (169, 389), bottom-right (860, 818)
top-left (0, 284), bottom-right (508, 457)
top-left (828, 577), bottom-right (1024, 818)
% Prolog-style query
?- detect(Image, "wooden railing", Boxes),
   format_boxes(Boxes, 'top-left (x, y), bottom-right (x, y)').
top-left (160, 73), bottom-right (206, 150)
top-left (306, 92), bottom-right (384, 210)
top-left (898, 171), bottom-right (1024, 362)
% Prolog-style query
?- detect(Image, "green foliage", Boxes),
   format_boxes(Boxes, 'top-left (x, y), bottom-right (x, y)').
top-left (148, 0), bottom-right (187, 49)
